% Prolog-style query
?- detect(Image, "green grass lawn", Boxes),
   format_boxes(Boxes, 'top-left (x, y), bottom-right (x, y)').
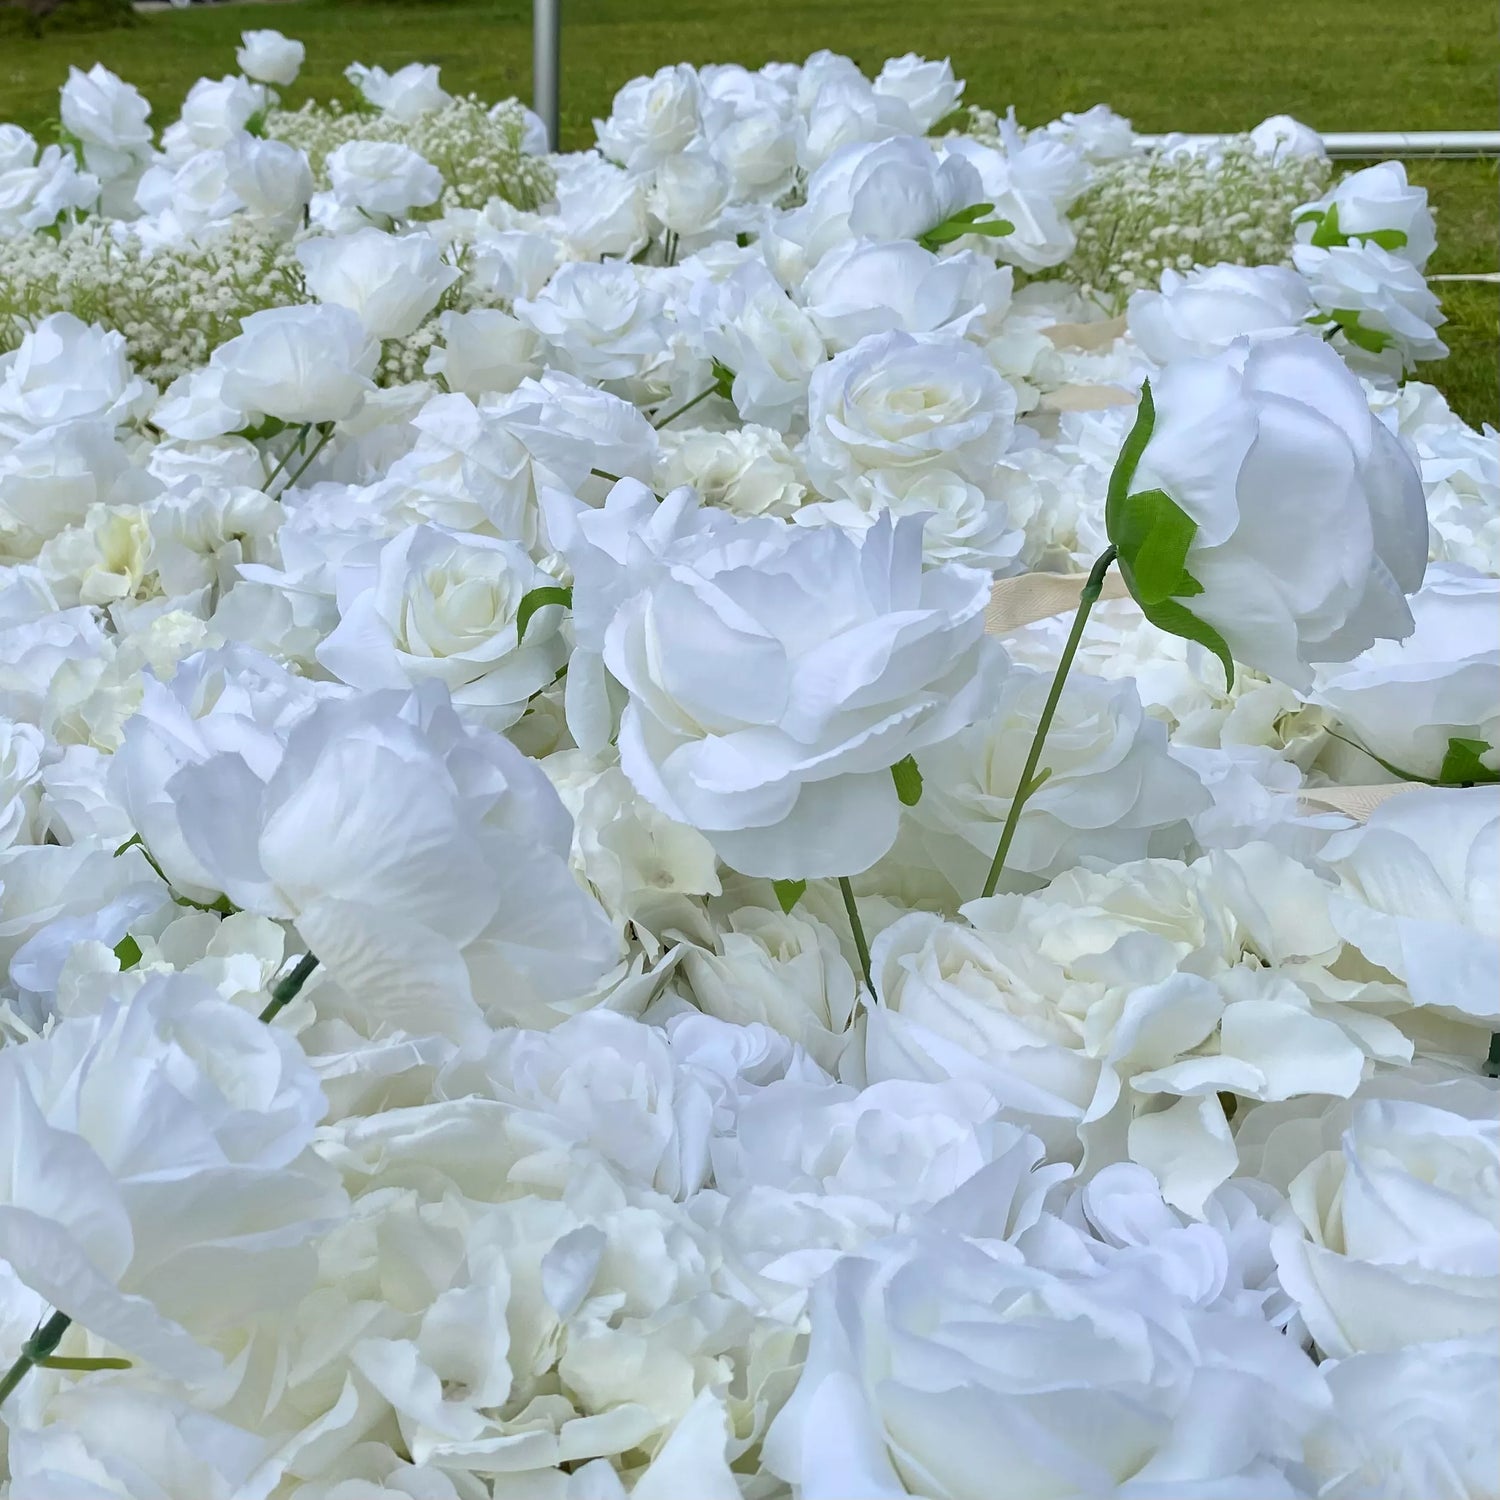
top-left (2, 0), bottom-right (1495, 423)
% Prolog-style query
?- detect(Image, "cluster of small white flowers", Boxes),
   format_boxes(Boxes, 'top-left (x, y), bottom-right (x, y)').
top-left (1059, 143), bottom-right (1330, 307)
top-left (0, 218), bottom-right (302, 384)
top-left (266, 94), bottom-right (556, 211)
top-left (0, 36), bottom-right (1495, 1500)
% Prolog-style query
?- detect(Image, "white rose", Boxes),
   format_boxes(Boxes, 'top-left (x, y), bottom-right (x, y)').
top-left (514, 262), bottom-right (669, 385)
top-left (703, 263), bottom-right (826, 429)
top-left (596, 63), bottom-right (703, 171)
top-left (1270, 1094), bottom-right (1499, 1356)
top-left (1121, 334), bottom-right (1428, 690)
top-left (212, 304), bottom-right (378, 426)
top-left (800, 238), bottom-right (993, 349)
top-left (163, 74), bottom-right (267, 155)
top-left (316, 523), bottom-right (568, 729)
top-left (298, 228), bottom-right (460, 339)
top-left (804, 330), bottom-right (1017, 502)
top-left (0, 718), bottom-right (44, 850)
top-left (1042, 104), bottom-right (1136, 162)
top-left (903, 666), bottom-right (1208, 892)
top-left (235, 27), bottom-right (305, 86)
top-left (682, 906), bottom-right (856, 1070)
top-left (325, 139), bottom-right (443, 217)
top-left (871, 53), bottom-right (963, 132)
top-left (1295, 160), bottom-right (1436, 269)
top-left (221, 133), bottom-right (313, 228)
top-left (647, 147), bottom-right (730, 237)
top-left (602, 508), bottom-right (1001, 878)
top-left (424, 307), bottom-right (541, 398)
top-left (1313, 564), bottom-right (1499, 782)
top-left (1306, 1336), bottom-right (1500, 1499)
top-left (1127, 263), bottom-right (1314, 365)
top-left (0, 135), bottom-right (98, 236)
top-left (1250, 114), bottom-right (1325, 160)
top-left (1293, 241), bottom-right (1448, 378)
top-left (466, 227), bottom-right (559, 303)
top-left (844, 134), bottom-right (986, 243)
top-left (1319, 785), bottom-right (1499, 1025)
top-left (0, 312), bottom-right (153, 437)
top-left (59, 64), bottom-right (153, 180)
top-left (764, 1226), bottom-right (1326, 1498)
top-left (0, 973), bottom-right (343, 1381)
top-left (656, 424), bottom-right (806, 518)
top-left (554, 154), bottom-right (650, 260)
top-left (942, 135), bottom-right (1082, 273)
top-left (707, 106), bottom-right (797, 201)
top-left (344, 61), bottom-right (450, 120)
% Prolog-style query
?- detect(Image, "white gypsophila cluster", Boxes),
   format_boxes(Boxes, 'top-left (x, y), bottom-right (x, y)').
top-left (265, 94), bottom-right (557, 212)
top-left (0, 34), bottom-right (1497, 1500)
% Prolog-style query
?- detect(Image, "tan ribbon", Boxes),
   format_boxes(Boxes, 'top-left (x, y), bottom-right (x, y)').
top-left (984, 570), bottom-right (1132, 635)
top-left (1036, 383), bottom-right (1138, 414)
top-left (1295, 783), bottom-right (1419, 822)
top-left (1041, 314), bottom-right (1129, 351)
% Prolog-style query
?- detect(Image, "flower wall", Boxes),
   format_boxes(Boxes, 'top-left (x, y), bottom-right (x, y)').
top-left (0, 36), bottom-right (1495, 1500)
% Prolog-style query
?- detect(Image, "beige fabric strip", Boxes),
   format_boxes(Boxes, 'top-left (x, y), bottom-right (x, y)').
top-left (984, 570), bottom-right (1132, 634)
top-left (1296, 784), bottom-right (1417, 821)
top-left (1041, 315), bottom-right (1129, 350)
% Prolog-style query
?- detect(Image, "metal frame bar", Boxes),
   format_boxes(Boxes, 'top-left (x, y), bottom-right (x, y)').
top-left (532, 0), bottom-right (560, 153)
top-left (1136, 130), bottom-right (1500, 158)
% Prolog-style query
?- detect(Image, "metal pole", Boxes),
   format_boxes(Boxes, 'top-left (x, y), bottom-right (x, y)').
top-left (532, 0), bottom-right (560, 152)
top-left (1135, 130), bottom-right (1500, 158)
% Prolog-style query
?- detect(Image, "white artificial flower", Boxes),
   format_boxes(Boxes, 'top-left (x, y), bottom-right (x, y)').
top-left (221, 133), bottom-right (314, 228)
top-left (316, 523), bottom-right (568, 729)
top-left (0, 973), bottom-right (343, 1380)
top-left (871, 54), bottom-right (964, 133)
top-left (553, 153), bottom-right (650, 260)
top-left (942, 133), bottom-right (1083, 273)
top-left (1126, 334), bottom-right (1428, 690)
top-left (901, 665), bottom-right (1208, 893)
top-left (0, 312), bottom-right (153, 438)
top-left (344, 61), bottom-right (450, 120)
top-left (596, 63), bottom-right (704, 171)
top-left (1319, 785), bottom-right (1499, 1025)
top-left (1295, 160), bottom-right (1437, 269)
top-left (212, 304), bottom-right (378, 426)
top-left (424, 307), bottom-right (541, 397)
top-left (703, 262), bottom-right (827, 428)
top-left (325, 139), bottom-right (443, 217)
top-left (514, 261), bottom-right (669, 385)
top-left (1250, 114), bottom-right (1325, 160)
top-left (1127, 262), bottom-right (1314, 365)
top-left (763, 1225), bottom-right (1327, 1498)
top-left (1268, 1091), bottom-right (1499, 1356)
top-left (0, 717), bottom-right (45, 850)
top-left (1312, 564), bottom-right (1499, 781)
top-left (604, 509), bottom-right (1001, 877)
top-left (647, 147), bottom-right (730, 237)
top-left (656, 423), bottom-right (807, 518)
top-left (0, 130), bottom-right (98, 235)
top-left (236, 28), bottom-right (306, 87)
top-left (1041, 103), bottom-right (1136, 162)
top-left (112, 672), bottom-right (619, 1039)
top-left (163, 74), bottom-right (268, 155)
top-left (682, 905), bottom-right (857, 1069)
top-left (297, 229), bottom-right (460, 339)
top-left (1293, 240), bottom-right (1448, 377)
top-left (804, 329), bottom-right (1017, 503)
top-left (59, 63), bottom-right (153, 181)
top-left (1306, 1336), bottom-right (1500, 1499)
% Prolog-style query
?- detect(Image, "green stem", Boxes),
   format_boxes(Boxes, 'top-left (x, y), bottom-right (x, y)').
top-left (274, 424), bottom-right (334, 495)
top-left (839, 877), bottom-right (873, 993)
top-left (651, 385), bottom-right (716, 431)
top-left (0, 1309), bottom-right (71, 1409)
top-left (979, 545), bottom-right (1118, 899)
top-left (258, 951), bottom-right (319, 1024)
top-left (260, 422), bottom-right (311, 491)
top-left (590, 467), bottom-right (623, 483)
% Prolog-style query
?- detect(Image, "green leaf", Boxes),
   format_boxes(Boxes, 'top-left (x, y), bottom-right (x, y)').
top-left (916, 203), bottom-right (1014, 252)
top-left (710, 358), bottom-right (736, 402)
top-left (773, 878), bottom-right (807, 914)
top-left (113, 833), bottom-right (142, 858)
top-left (1364, 227), bottom-right (1409, 252)
top-left (1438, 736), bottom-right (1500, 786)
top-left (890, 755), bottom-right (923, 806)
top-left (1329, 309), bottom-right (1393, 356)
top-left (1486, 1031), bottom-right (1500, 1079)
top-left (113, 935), bottom-right (142, 971)
top-left (1106, 488), bottom-right (1202, 606)
top-left (235, 415), bottom-right (288, 442)
top-left (515, 585), bottom-right (572, 645)
top-left (1141, 596), bottom-right (1236, 691)
top-left (1307, 200), bottom-right (1344, 249)
top-left (37, 1354), bottom-right (134, 1372)
top-left (1103, 379), bottom-right (1157, 539)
